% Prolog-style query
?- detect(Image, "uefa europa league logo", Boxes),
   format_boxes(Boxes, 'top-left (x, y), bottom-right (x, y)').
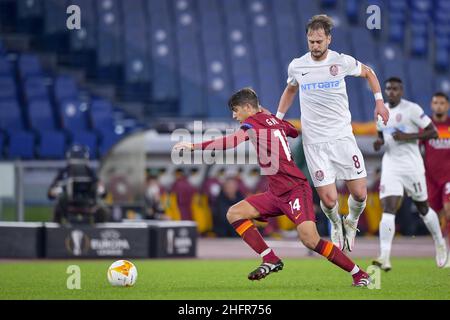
top-left (65, 230), bottom-right (89, 256)
top-left (71, 230), bottom-right (84, 256)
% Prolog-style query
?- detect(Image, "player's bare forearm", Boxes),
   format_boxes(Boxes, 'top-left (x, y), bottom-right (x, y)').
top-left (277, 85), bottom-right (298, 117)
top-left (362, 66), bottom-right (382, 95)
top-left (360, 64), bottom-right (389, 125)
top-left (392, 124), bottom-right (438, 141)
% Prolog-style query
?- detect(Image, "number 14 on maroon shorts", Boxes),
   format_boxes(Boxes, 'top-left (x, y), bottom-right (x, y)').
top-left (246, 181), bottom-right (316, 225)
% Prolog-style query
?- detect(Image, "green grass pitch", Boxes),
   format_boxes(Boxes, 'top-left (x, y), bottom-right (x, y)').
top-left (1, 258), bottom-right (449, 300)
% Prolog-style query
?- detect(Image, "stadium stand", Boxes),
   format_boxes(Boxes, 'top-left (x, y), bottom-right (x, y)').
top-left (0, 0), bottom-right (449, 158)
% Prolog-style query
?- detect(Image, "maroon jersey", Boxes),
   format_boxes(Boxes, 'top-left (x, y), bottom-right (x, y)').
top-left (423, 118), bottom-right (450, 184)
top-left (171, 177), bottom-right (196, 220)
top-left (194, 112), bottom-right (307, 196)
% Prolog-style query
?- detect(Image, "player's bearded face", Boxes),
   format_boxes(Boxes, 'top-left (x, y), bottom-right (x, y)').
top-left (431, 97), bottom-right (449, 116)
top-left (307, 29), bottom-right (331, 59)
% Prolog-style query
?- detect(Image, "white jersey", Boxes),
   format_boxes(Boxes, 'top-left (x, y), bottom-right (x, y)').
top-left (377, 99), bottom-right (432, 174)
top-left (287, 50), bottom-right (362, 145)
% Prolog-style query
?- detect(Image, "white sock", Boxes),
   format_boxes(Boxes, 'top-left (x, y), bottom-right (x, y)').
top-left (350, 265), bottom-right (360, 275)
top-left (348, 194), bottom-right (366, 222)
top-left (260, 248), bottom-right (272, 258)
top-left (320, 201), bottom-right (340, 225)
top-left (379, 213), bottom-right (396, 259)
top-left (421, 208), bottom-right (446, 247)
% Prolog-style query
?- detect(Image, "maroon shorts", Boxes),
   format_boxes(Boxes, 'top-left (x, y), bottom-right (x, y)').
top-left (246, 181), bottom-right (315, 226)
top-left (427, 179), bottom-right (450, 212)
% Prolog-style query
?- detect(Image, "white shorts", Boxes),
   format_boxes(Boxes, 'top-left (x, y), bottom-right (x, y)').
top-left (379, 171), bottom-right (428, 201)
top-left (304, 135), bottom-right (367, 187)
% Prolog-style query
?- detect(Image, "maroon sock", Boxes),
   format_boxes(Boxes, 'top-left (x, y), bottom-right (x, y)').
top-left (313, 239), bottom-right (355, 272)
top-left (231, 219), bottom-right (279, 263)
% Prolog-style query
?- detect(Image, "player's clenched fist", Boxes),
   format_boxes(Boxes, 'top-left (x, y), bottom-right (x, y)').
top-left (173, 141), bottom-right (194, 152)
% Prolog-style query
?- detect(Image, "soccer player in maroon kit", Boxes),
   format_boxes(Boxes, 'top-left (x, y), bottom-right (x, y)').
top-left (173, 88), bottom-right (370, 286)
top-left (423, 92), bottom-right (450, 267)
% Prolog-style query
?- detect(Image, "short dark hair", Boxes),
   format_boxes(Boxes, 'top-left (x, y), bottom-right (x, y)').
top-left (432, 91), bottom-right (449, 101)
top-left (228, 87), bottom-right (259, 111)
top-left (306, 15), bottom-right (334, 36)
top-left (384, 77), bottom-right (403, 86)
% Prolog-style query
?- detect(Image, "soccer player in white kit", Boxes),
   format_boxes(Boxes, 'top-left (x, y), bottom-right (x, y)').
top-left (275, 15), bottom-right (389, 251)
top-left (372, 77), bottom-right (448, 270)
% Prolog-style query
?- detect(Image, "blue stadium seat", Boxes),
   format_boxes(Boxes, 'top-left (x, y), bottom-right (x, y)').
top-left (0, 57), bottom-right (13, 76)
top-left (321, 0), bottom-right (337, 8)
top-left (351, 28), bottom-right (377, 64)
top-left (0, 40), bottom-right (5, 56)
top-left (435, 43), bottom-right (449, 71)
top-left (345, 0), bottom-right (359, 24)
top-left (38, 130), bottom-right (66, 159)
top-left (59, 99), bottom-right (89, 133)
top-left (0, 76), bottom-right (17, 100)
top-left (246, 0), bottom-right (283, 109)
top-left (43, 0), bottom-right (68, 35)
top-left (16, 0), bottom-right (43, 32)
top-left (91, 109), bottom-right (115, 132)
top-left (198, 0), bottom-right (232, 118)
top-left (389, 0), bottom-right (408, 11)
top-left (407, 59), bottom-right (434, 114)
top-left (99, 131), bottom-right (122, 157)
top-left (147, 0), bottom-right (178, 103)
top-left (7, 130), bottom-right (35, 159)
top-left (388, 11), bottom-right (406, 43)
top-left (222, 0), bottom-right (258, 93)
top-left (410, 23), bottom-right (428, 56)
top-left (54, 75), bottom-right (78, 102)
top-left (23, 76), bottom-right (49, 101)
top-left (18, 53), bottom-right (43, 79)
top-left (271, 0), bottom-right (302, 118)
top-left (330, 27), bottom-right (352, 55)
top-left (379, 43), bottom-right (407, 93)
top-left (28, 99), bottom-right (56, 132)
top-left (294, 0), bottom-right (321, 22)
top-left (172, 0), bottom-right (205, 117)
top-left (412, 1), bottom-right (432, 15)
top-left (68, 0), bottom-right (96, 52)
top-left (435, 75), bottom-right (450, 96)
top-left (71, 131), bottom-right (98, 159)
top-left (0, 100), bottom-right (25, 132)
top-left (122, 0), bottom-right (150, 86)
top-left (90, 98), bottom-right (113, 113)
top-left (95, 0), bottom-right (123, 80)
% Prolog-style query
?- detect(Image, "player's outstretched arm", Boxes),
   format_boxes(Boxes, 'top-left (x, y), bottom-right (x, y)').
top-left (173, 141), bottom-right (194, 152)
top-left (359, 64), bottom-right (389, 125)
top-left (173, 129), bottom-right (249, 153)
top-left (276, 84), bottom-right (299, 119)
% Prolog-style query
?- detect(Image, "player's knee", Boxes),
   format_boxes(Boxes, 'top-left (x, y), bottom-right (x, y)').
top-left (351, 189), bottom-right (367, 202)
top-left (300, 237), bottom-right (318, 250)
top-left (226, 204), bottom-right (244, 223)
top-left (298, 232), bottom-right (319, 250)
top-left (321, 195), bottom-right (338, 209)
